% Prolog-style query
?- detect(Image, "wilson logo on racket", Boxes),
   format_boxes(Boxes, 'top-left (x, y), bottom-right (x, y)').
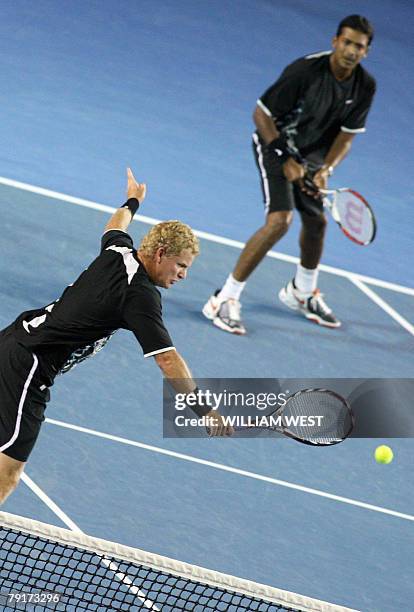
top-left (344, 198), bottom-right (364, 235)
top-left (319, 186), bottom-right (376, 246)
top-left (297, 172), bottom-right (376, 246)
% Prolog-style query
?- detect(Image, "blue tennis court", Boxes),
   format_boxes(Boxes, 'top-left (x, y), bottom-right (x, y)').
top-left (1, 2), bottom-right (413, 611)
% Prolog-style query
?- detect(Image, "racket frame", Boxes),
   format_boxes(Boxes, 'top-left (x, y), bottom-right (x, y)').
top-left (235, 388), bottom-right (355, 446)
top-left (319, 187), bottom-right (377, 246)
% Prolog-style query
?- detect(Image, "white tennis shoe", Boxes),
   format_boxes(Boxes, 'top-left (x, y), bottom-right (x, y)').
top-left (279, 280), bottom-right (341, 328)
top-left (202, 291), bottom-right (246, 335)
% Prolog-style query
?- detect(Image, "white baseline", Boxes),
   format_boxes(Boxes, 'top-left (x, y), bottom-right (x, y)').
top-left (0, 175), bottom-right (413, 297)
top-left (44, 417), bottom-right (414, 523)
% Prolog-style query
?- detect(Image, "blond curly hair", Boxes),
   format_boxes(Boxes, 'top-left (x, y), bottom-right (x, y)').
top-left (139, 221), bottom-right (200, 257)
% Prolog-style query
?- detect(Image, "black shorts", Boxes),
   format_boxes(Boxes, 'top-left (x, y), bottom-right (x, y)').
top-left (0, 335), bottom-right (50, 462)
top-left (252, 133), bottom-right (324, 217)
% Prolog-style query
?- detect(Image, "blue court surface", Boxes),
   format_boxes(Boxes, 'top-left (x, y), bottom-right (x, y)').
top-left (1, 2), bottom-right (413, 611)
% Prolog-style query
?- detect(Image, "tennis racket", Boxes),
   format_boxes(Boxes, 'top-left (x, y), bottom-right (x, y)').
top-left (302, 177), bottom-right (376, 246)
top-left (234, 388), bottom-right (354, 446)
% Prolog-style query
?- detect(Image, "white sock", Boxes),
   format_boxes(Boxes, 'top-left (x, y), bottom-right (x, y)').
top-left (294, 264), bottom-right (318, 294)
top-left (218, 274), bottom-right (246, 301)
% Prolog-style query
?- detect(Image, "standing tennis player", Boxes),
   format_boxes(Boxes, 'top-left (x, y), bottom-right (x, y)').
top-left (203, 15), bottom-right (376, 334)
top-left (0, 169), bottom-right (231, 505)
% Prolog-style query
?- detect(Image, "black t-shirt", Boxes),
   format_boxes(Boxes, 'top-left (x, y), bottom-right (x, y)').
top-left (8, 230), bottom-right (174, 381)
top-left (257, 51), bottom-right (376, 162)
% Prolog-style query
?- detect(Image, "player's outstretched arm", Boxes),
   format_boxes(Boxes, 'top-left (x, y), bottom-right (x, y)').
top-left (104, 168), bottom-right (147, 233)
top-left (154, 350), bottom-right (194, 392)
top-left (154, 350), bottom-right (233, 437)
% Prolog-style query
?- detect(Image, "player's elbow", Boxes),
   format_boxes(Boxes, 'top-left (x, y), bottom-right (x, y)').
top-left (154, 349), bottom-right (178, 372)
top-left (338, 132), bottom-right (355, 149)
top-left (253, 104), bottom-right (271, 128)
top-left (253, 105), bottom-right (262, 126)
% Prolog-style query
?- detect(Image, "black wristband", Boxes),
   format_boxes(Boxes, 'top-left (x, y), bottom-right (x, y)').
top-left (186, 387), bottom-right (212, 418)
top-left (265, 136), bottom-right (289, 162)
top-left (121, 198), bottom-right (140, 216)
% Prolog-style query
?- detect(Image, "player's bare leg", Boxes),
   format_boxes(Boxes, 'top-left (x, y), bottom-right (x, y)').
top-left (0, 453), bottom-right (25, 505)
top-left (299, 211), bottom-right (327, 269)
top-left (203, 211), bottom-right (293, 334)
top-left (232, 211), bottom-right (293, 281)
top-left (279, 211), bottom-right (340, 327)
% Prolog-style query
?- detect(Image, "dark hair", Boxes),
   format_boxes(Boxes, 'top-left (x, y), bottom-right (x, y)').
top-left (337, 15), bottom-right (374, 46)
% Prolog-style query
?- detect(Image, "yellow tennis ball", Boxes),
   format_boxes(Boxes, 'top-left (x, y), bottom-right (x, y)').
top-left (374, 445), bottom-right (393, 464)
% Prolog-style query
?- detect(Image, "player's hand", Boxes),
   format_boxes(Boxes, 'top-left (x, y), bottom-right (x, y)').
top-left (312, 167), bottom-right (329, 191)
top-left (206, 409), bottom-right (234, 437)
top-left (126, 167), bottom-right (147, 203)
top-left (282, 157), bottom-right (305, 182)
top-left (297, 175), bottom-right (322, 199)
top-left (298, 167), bottom-right (328, 200)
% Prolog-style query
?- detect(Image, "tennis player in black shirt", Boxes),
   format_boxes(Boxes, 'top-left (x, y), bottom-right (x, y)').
top-left (0, 169), bottom-right (232, 504)
top-left (203, 15), bottom-right (376, 334)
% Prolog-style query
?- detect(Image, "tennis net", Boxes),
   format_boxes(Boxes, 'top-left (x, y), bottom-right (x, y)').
top-left (0, 511), bottom-right (357, 611)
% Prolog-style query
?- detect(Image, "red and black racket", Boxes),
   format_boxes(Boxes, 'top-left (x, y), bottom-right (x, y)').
top-left (303, 176), bottom-right (376, 246)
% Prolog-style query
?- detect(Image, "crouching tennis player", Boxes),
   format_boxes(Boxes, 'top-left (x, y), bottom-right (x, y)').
top-left (0, 168), bottom-right (232, 504)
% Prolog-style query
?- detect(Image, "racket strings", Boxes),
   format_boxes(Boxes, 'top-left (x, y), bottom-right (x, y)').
top-left (334, 192), bottom-right (375, 244)
top-left (282, 390), bottom-right (352, 445)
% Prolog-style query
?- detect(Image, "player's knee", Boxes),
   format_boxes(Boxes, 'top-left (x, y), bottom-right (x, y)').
top-left (0, 476), bottom-right (19, 505)
top-left (0, 460), bottom-right (24, 505)
top-left (302, 213), bottom-right (327, 239)
top-left (265, 212), bottom-right (293, 239)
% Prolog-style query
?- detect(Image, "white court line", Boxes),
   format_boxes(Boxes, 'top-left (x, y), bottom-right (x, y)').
top-left (0, 175), bottom-right (413, 297)
top-left (21, 473), bottom-right (81, 532)
top-left (351, 278), bottom-right (414, 337)
top-left (2, 175), bottom-right (412, 335)
top-left (21, 473), bottom-right (161, 611)
top-left (45, 417), bottom-right (414, 523)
